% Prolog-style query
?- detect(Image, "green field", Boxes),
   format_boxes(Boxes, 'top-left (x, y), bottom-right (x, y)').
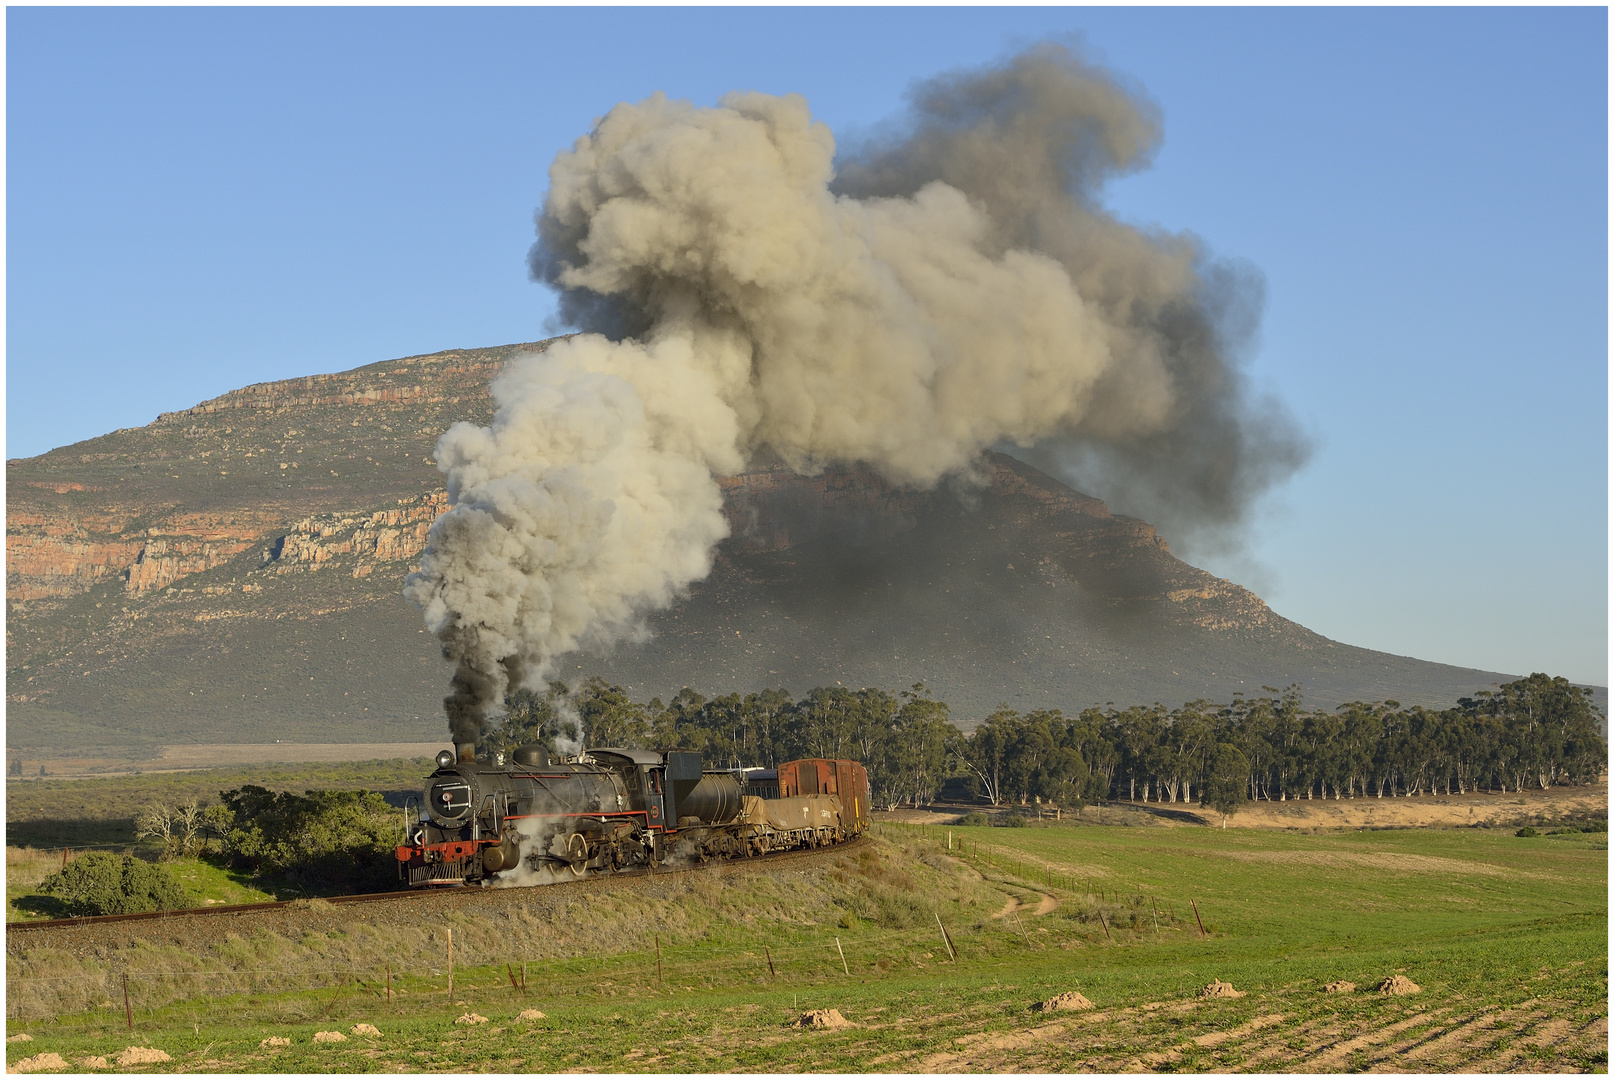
top-left (6, 822), bottom-right (1606, 1073)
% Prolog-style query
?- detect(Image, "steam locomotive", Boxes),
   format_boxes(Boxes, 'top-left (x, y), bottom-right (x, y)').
top-left (396, 742), bottom-right (870, 887)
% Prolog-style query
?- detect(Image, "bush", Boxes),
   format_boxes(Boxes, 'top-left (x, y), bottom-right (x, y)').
top-left (1515, 826), bottom-right (1539, 838)
top-left (956, 812), bottom-right (990, 828)
top-left (217, 785), bottom-right (401, 894)
top-left (1002, 813), bottom-right (1028, 828)
top-left (37, 852), bottom-right (190, 916)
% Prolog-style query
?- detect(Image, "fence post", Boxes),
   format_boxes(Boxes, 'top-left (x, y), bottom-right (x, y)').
top-left (1098, 910), bottom-right (1114, 943)
top-left (521, 962), bottom-right (527, 990)
top-left (934, 913), bottom-right (957, 962)
top-left (123, 973), bottom-right (133, 1032)
top-left (1191, 899), bottom-right (1208, 937)
top-left (835, 938), bottom-right (850, 976)
top-left (766, 946), bottom-right (777, 978)
top-left (446, 929), bottom-right (453, 997)
top-left (656, 935), bottom-right (663, 985)
top-left (386, 962), bottom-right (392, 1003)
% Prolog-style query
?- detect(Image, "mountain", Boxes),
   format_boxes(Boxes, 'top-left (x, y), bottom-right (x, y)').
top-left (7, 340), bottom-right (1529, 754)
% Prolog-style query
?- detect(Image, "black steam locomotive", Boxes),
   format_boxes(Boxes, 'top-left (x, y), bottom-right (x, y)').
top-left (396, 743), bottom-right (870, 886)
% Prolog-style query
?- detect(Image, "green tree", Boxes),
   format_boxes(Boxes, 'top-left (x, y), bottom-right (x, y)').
top-left (874, 685), bottom-right (953, 808)
top-left (216, 786), bottom-right (401, 894)
top-left (576, 677), bottom-right (651, 749)
top-left (38, 852), bottom-right (190, 916)
top-left (1201, 743), bottom-right (1251, 828)
top-left (956, 708), bottom-right (1024, 805)
top-left (479, 681), bottom-right (572, 761)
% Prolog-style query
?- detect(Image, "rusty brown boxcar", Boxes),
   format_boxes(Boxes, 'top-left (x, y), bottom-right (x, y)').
top-left (776, 758), bottom-right (871, 832)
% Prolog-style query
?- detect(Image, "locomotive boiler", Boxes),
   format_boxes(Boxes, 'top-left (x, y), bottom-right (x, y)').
top-left (396, 744), bottom-right (869, 887)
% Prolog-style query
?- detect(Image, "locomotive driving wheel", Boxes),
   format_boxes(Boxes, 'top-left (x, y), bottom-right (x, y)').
top-left (565, 832), bottom-right (588, 876)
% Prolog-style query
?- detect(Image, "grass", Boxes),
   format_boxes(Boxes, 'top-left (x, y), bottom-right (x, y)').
top-left (160, 860), bottom-right (277, 909)
top-left (5, 822), bottom-right (1606, 1072)
top-left (6, 849), bottom-right (71, 923)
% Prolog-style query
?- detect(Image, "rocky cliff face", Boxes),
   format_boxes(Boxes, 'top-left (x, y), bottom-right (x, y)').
top-left (7, 341), bottom-right (1517, 752)
top-left (6, 343), bottom-right (537, 615)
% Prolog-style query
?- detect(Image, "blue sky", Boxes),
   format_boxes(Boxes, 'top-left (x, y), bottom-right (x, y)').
top-left (7, 7), bottom-right (1607, 686)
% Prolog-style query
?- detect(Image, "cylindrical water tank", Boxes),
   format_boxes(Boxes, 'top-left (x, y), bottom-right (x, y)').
top-left (677, 772), bottom-right (744, 825)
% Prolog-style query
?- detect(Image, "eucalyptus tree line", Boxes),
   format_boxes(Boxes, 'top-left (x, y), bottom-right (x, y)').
top-left (478, 672), bottom-right (1604, 812)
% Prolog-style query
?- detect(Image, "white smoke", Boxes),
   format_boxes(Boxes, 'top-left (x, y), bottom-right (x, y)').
top-left (488, 829), bottom-right (589, 888)
top-left (407, 43), bottom-right (1306, 741)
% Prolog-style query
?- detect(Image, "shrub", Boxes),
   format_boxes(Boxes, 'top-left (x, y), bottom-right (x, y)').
top-left (1002, 813), bottom-right (1028, 828)
top-left (217, 785), bottom-right (401, 894)
top-left (956, 812), bottom-right (990, 828)
top-left (1515, 826), bottom-right (1539, 838)
top-left (37, 852), bottom-right (190, 916)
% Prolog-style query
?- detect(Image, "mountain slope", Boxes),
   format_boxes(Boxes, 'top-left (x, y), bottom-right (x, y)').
top-left (589, 454), bottom-right (1517, 717)
top-left (7, 341), bottom-right (1525, 753)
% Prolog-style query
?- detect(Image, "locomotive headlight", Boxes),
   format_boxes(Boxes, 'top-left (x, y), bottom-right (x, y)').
top-left (435, 750), bottom-right (455, 769)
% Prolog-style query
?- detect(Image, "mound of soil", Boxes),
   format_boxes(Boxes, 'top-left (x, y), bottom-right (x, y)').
top-left (9, 1052), bottom-right (67, 1073)
top-left (1199, 980), bottom-right (1246, 999)
top-left (518, 1009), bottom-right (547, 1021)
top-left (794, 1009), bottom-right (853, 1029)
top-left (312, 1031), bottom-right (346, 1044)
top-left (455, 1013), bottom-right (489, 1026)
top-left (259, 1037), bottom-right (290, 1048)
top-left (1322, 981), bottom-right (1356, 994)
top-left (1032, 991), bottom-right (1094, 1013)
top-left (1377, 975), bottom-right (1421, 995)
top-left (115, 1047), bottom-right (171, 1066)
top-left (351, 1024), bottom-right (381, 1037)
top-left (79, 1057), bottom-right (108, 1069)
top-left (5, 1035), bottom-right (33, 1045)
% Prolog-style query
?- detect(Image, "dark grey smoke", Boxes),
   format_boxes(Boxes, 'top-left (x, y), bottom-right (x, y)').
top-left (833, 40), bottom-right (1310, 538)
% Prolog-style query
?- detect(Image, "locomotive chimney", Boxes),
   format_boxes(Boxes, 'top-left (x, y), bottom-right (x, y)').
top-left (456, 742), bottom-right (476, 764)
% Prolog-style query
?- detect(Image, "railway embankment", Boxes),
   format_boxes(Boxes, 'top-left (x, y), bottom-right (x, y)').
top-left (5, 833), bottom-right (999, 1022)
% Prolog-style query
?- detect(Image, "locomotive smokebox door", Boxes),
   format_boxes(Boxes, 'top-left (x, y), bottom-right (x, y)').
top-left (665, 752), bottom-right (703, 825)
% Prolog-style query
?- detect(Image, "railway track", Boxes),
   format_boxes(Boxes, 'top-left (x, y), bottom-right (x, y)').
top-left (6, 833), bottom-right (868, 936)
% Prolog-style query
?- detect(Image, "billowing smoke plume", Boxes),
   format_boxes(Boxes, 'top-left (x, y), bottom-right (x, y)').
top-left (406, 41), bottom-right (1307, 744)
top-left (830, 43), bottom-right (1309, 542)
